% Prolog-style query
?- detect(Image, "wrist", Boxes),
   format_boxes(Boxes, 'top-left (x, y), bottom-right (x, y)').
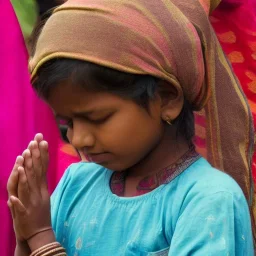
top-left (17, 240), bottom-right (28, 247)
top-left (27, 229), bottom-right (56, 252)
top-left (16, 240), bottom-right (31, 255)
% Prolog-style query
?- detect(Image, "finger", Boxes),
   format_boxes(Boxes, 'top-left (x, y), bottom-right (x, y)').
top-left (17, 167), bottom-right (30, 207)
top-left (39, 141), bottom-right (49, 175)
top-left (14, 155), bottom-right (24, 168)
top-left (7, 199), bottom-right (15, 218)
top-left (22, 149), bottom-right (33, 170)
top-left (29, 141), bottom-right (43, 179)
top-left (10, 196), bottom-right (27, 216)
top-left (23, 149), bottom-right (38, 193)
top-left (7, 156), bottom-right (24, 198)
top-left (39, 141), bottom-right (49, 192)
top-left (22, 149), bottom-right (32, 167)
top-left (34, 133), bottom-right (44, 144)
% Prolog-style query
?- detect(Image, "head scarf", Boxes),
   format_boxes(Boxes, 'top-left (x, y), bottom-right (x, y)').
top-left (30, 0), bottom-right (255, 241)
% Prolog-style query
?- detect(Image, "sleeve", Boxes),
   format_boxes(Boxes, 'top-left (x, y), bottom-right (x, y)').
top-left (50, 166), bottom-right (72, 231)
top-left (168, 191), bottom-right (254, 256)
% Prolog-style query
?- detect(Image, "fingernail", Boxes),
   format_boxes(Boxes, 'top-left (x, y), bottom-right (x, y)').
top-left (16, 156), bottom-right (24, 162)
top-left (41, 141), bottom-right (48, 148)
top-left (24, 149), bottom-right (31, 156)
top-left (36, 133), bottom-right (43, 138)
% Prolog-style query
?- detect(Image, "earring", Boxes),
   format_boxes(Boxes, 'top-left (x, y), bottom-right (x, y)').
top-left (165, 117), bottom-right (172, 125)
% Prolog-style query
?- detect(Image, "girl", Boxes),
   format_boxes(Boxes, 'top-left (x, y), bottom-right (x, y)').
top-left (7, 0), bottom-right (255, 255)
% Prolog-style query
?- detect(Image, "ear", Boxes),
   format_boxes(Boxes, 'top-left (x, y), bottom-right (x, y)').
top-left (157, 80), bottom-right (184, 123)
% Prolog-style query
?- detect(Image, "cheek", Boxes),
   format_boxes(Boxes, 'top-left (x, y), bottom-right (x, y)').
top-left (101, 112), bottom-right (163, 157)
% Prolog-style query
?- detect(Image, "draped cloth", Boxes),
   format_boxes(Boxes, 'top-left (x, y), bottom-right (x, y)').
top-left (211, 0), bottom-right (256, 243)
top-left (29, 0), bottom-right (256, 241)
top-left (211, 0), bottom-right (256, 183)
top-left (0, 2), bottom-right (60, 254)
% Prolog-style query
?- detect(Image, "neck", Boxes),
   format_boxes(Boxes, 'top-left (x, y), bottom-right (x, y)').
top-left (127, 126), bottom-right (190, 178)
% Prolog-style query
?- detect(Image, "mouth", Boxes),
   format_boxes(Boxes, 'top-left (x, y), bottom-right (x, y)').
top-left (86, 152), bottom-right (112, 164)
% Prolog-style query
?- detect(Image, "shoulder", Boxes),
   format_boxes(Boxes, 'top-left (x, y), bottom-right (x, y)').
top-left (167, 158), bottom-right (254, 255)
top-left (164, 157), bottom-right (250, 218)
top-left (165, 157), bottom-right (251, 224)
top-left (52, 162), bottom-right (110, 197)
top-left (65, 162), bottom-right (109, 181)
top-left (51, 162), bottom-right (110, 214)
top-left (177, 157), bottom-right (245, 198)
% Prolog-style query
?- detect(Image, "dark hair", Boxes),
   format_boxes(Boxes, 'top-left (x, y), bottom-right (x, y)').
top-left (32, 58), bottom-right (195, 142)
top-left (36, 0), bottom-right (60, 16)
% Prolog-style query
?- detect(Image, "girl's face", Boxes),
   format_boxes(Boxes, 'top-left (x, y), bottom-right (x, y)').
top-left (48, 81), bottom-right (165, 171)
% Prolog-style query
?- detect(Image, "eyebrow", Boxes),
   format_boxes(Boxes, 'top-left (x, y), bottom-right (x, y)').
top-left (55, 109), bottom-right (112, 119)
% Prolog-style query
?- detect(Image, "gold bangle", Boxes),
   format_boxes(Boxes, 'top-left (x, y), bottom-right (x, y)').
top-left (53, 253), bottom-right (67, 256)
top-left (41, 247), bottom-right (66, 256)
top-left (30, 242), bottom-right (60, 256)
top-left (33, 244), bottom-right (60, 256)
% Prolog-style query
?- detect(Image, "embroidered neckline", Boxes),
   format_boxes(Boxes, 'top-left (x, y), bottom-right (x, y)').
top-left (110, 147), bottom-right (200, 197)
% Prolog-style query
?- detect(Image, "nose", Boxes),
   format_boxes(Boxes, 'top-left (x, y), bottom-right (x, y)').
top-left (68, 119), bottom-right (95, 150)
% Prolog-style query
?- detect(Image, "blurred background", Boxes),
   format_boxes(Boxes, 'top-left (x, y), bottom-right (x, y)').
top-left (1, 0), bottom-right (255, 255)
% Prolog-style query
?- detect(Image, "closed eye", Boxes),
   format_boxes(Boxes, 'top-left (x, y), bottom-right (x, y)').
top-left (87, 113), bottom-right (113, 124)
top-left (56, 112), bottom-right (114, 127)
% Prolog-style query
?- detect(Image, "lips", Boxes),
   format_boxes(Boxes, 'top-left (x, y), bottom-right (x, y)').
top-left (86, 152), bottom-right (112, 164)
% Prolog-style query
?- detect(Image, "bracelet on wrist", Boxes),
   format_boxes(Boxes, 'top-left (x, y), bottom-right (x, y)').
top-left (30, 242), bottom-right (67, 256)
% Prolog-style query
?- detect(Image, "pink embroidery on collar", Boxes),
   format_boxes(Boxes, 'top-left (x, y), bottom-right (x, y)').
top-left (110, 147), bottom-right (200, 197)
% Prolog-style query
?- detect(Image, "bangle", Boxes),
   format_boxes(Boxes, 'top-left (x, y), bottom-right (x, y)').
top-left (30, 242), bottom-right (61, 256)
top-left (41, 247), bottom-right (65, 256)
top-left (27, 227), bottom-right (53, 241)
top-left (29, 242), bottom-right (67, 256)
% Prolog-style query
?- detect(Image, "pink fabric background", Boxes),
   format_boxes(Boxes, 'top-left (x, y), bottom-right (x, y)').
top-left (0, 1), bottom-right (62, 254)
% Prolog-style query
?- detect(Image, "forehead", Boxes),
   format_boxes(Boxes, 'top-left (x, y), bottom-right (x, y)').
top-left (47, 81), bottom-right (129, 115)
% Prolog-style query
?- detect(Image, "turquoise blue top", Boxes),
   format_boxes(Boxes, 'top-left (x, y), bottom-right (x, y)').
top-left (51, 157), bottom-right (254, 255)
